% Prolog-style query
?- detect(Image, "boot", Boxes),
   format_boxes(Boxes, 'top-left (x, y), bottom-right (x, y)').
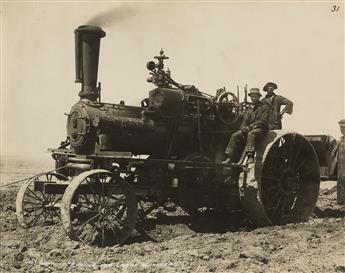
top-left (246, 152), bottom-right (255, 164)
top-left (222, 157), bottom-right (232, 165)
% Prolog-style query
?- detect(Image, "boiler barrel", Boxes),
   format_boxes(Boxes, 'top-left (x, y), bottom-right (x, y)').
top-left (66, 101), bottom-right (197, 156)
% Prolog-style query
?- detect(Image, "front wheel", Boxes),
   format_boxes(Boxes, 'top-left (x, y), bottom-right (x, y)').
top-left (60, 169), bottom-right (138, 246)
top-left (16, 172), bottom-right (68, 228)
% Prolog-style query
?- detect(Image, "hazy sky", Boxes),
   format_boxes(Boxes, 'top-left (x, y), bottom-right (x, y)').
top-left (1, 1), bottom-right (344, 157)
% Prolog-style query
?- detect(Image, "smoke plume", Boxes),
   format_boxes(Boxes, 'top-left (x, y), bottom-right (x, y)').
top-left (86, 5), bottom-right (139, 28)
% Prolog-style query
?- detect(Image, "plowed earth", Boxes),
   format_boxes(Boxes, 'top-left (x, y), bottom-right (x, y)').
top-left (0, 181), bottom-right (344, 273)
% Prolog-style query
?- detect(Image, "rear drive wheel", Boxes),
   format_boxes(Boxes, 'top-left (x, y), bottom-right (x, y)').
top-left (240, 131), bottom-right (320, 226)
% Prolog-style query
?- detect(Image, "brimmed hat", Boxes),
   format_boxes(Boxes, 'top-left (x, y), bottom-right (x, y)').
top-left (263, 82), bottom-right (278, 92)
top-left (248, 88), bottom-right (262, 97)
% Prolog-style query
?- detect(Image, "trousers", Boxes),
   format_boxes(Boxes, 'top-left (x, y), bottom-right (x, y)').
top-left (225, 128), bottom-right (267, 162)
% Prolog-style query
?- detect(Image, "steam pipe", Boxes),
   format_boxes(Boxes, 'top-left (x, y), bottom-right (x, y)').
top-left (75, 31), bottom-right (82, 83)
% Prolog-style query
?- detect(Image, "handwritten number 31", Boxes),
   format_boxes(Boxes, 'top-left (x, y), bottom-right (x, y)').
top-left (331, 5), bottom-right (340, 12)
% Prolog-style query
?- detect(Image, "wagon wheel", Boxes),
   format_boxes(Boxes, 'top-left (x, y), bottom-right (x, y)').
top-left (16, 172), bottom-right (68, 228)
top-left (60, 169), bottom-right (138, 246)
top-left (240, 131), bottom-right (320, 226)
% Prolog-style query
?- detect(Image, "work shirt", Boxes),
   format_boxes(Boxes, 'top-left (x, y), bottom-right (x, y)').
top-left (240, 101), bottom-right (271, 131)
top-left (261, 93), bottom-right (293, 130)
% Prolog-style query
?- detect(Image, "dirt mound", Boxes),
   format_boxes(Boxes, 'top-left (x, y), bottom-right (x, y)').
top-left (1, 184), bottom-right (344, 273)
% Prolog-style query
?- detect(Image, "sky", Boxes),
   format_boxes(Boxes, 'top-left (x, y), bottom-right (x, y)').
top-left (1, 1), bottom-right (344, 158)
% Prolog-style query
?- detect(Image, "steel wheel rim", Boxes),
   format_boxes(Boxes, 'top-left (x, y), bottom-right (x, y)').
top-left (260, 133), bottom-right (320, 224)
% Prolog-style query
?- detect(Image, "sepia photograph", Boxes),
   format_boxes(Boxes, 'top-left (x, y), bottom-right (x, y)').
top-left (1, 1), bottom-right (344, 272)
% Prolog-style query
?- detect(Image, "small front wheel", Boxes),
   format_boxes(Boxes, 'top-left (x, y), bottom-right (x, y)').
top-left (16, 172), bottom-right (67, 228)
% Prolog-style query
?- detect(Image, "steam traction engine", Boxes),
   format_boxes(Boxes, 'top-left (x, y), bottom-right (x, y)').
top-left (16, 26), bottom-right (321, 246)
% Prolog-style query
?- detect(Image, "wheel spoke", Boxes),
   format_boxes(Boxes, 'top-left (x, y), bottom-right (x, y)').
top-left (36, 189), bottom-right (48, 202)
top-left (266, 190), bottom-right (281, 207)
top-left (51, 195), bottom-right (63, 206)
top-left (263, 185), bottom-right (281, 194)
top-left (24, 206), bottom-right (43, 212)
top-left (77, 224), bottom-right (98, 244)
top-left (80, 194), bottom-right (93, 206)
top-left (24, 192), bottom-right (42, 203)
top-left (297, 192), bottom-right (308, 205)
top-left (26, 209), bottom-right (44, 227)
top-left (48, 193), bottom-right (56, 203)
top-left (50, 208), bottom-right (60, 220)
top-left (23, 200), bottom-right (42, 206)
top-left (113, 215), bottom-right (126, 227)
top-left (47, 210), bottom-right (56, 223)
top-left (279, 197), bottom-right (292, 222)
top-left (78, 203), bottom-right (96, 210)
top-left (85, 178), bottom-right (102, 205)
top-left (74, 212), bottom-right (101, 235)
top-left (109, 196), bottom-right (126, 207)
top-left (101, 221), bottom-right (105, 246)
top-left (27, 188), bottom-right (45, 202)
top-left (271, 195), bottom-right (284, 219)
top-left (294, 159), bottom-right (306, 172)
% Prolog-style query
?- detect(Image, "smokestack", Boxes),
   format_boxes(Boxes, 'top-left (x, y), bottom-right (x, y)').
top-left (74, 25), bottom-right (106, 101)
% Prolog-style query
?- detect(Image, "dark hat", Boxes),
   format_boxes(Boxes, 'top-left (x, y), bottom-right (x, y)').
top-left (263, 82), bottom-right (278, 92)
top-left (339, 119), bottom-right (345, 125)
top-left (248, 88), bottom-right (262, 97)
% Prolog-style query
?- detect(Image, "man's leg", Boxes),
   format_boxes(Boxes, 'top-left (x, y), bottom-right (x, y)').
top-left (223, 130), bottom-right (246, 163)
top-left (245, 128), bottom-right (267, 163)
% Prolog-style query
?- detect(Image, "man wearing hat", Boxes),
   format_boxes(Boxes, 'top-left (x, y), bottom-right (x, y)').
top-left (223, 88), bottom-right (271, 164)
top-left (262, 82), bottom-right (293, 130)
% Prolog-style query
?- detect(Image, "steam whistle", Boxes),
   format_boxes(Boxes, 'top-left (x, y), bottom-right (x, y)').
top-left (146, 49), bottom-right (199, 93)
top-left (146, 49), bottom-right (171, 88)
top-left (154, 49), bottom-right (169, 70)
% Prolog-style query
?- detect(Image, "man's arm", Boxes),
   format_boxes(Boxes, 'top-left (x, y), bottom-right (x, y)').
top-left (249, 104), bottom-right (271, 129)
top-left (240, 110), bottom-right (251, 131)
top-left (278, 95), bottom-right (293, 115)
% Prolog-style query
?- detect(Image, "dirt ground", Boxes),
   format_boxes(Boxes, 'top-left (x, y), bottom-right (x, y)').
top-left (0, 182), bottom-right (344, 273)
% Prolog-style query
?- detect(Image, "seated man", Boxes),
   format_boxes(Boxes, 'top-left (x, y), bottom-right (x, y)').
top-left (223, 88), bottom-right (271, 164)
